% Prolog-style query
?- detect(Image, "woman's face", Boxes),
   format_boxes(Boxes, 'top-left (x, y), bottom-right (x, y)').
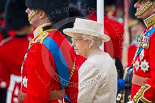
top-left (72, 34), bottom-right (90, 57)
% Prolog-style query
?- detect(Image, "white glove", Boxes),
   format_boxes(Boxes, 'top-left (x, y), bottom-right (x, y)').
top-left (127, 101), bottom-right (133, 103)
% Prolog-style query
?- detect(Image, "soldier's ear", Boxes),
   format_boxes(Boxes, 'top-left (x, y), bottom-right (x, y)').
top-left (38, 10), bottom-right (46, 20)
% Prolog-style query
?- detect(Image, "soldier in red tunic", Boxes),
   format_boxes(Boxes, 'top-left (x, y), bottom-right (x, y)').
top-left (18, 0), bottom-right (86, 103)
top-left (129, 0), bottom-right (155, 102)
top-left (0, 0), bottom-right (33, 103)
top-left (0, 0), bottom-right (10, 102)
top-left (77, 0), bottom-right (124, 60)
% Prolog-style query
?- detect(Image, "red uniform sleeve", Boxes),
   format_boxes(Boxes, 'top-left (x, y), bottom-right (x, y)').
top-left (23, 43), bottom-right (57, 103)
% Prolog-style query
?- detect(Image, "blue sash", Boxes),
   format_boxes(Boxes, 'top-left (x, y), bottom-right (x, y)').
top-left (42, 37), bottom-right (70, 89)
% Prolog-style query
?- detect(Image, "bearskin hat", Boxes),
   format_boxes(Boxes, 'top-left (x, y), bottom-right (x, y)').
top-left (0, 0), bottom-right (7, 14)
top-left (25, 0), bottom-right (69, 24)
top-left (5, 0), bottom-right (29, 30)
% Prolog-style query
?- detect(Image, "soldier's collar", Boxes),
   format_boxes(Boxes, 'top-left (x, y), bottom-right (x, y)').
top-left (33, 23), bottom-right (52, 38)
top-left (144, 14), bottom-right (155, 28)
top-left (15, 34), bottom-right (27, 38)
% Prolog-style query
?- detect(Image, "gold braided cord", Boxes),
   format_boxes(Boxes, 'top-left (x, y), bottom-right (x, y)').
top-left (69, 58), bottom-right (76, 80)
top-left (57, 58), bottom-right (76, 103)
top-left (28, 9), bottom-right (39, 22)
top-left (135, 0), bottom-right (153, 17)
top-left (58, 100), bottom-right (61, 103)
top-left (140, 97), bottom-right (152, 103)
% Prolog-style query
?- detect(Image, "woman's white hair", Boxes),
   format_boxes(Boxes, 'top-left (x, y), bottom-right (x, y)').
top-left (81, 34), bottom-right (103, 47)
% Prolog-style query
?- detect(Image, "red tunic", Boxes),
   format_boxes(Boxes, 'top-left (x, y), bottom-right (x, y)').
top-left (21, 24), bottom-right (86, 103)
top-left (0, 35), bottom-right (30, 103)
top-left (131, 24), bottom-right (155, 102)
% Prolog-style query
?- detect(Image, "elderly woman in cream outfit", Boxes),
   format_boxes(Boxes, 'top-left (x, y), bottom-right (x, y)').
top-left (63, 18), bottom-right (117, 103)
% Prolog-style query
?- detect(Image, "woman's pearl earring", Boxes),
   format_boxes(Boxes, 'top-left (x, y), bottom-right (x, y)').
top-left (89, 45), bottom-right (92, 48)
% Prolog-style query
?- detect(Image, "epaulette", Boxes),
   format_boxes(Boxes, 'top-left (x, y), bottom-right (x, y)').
top-left (34, 31), bottom-right (49, 44)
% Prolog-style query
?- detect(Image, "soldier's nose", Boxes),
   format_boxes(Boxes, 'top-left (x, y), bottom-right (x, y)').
top-left (25, 8), bottom-right (30, 14)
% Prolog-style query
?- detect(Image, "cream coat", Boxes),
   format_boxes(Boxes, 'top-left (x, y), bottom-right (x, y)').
top-left (78, 52), bottom-right (117, 103)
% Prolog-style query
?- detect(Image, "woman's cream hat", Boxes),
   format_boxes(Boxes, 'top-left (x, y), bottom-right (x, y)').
top-left (63, 18), bottom-right (110, 42)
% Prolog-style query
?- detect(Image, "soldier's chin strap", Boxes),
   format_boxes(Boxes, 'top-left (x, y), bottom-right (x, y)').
top-left (28, 9), bottom-right (39, 22)
top-left (135, 0), bottom-right (153, 17)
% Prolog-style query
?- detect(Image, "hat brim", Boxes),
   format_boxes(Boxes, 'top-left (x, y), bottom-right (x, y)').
top-left (63, 28), bottom-right (110, 42)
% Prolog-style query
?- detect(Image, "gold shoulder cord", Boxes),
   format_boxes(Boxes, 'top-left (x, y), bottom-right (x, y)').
top-left (135, 0), bottom-right (153, 17)
top-left (58, 57), bottom-right (76, 103)
top-left (69, 57), bottom-right (76, 80)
